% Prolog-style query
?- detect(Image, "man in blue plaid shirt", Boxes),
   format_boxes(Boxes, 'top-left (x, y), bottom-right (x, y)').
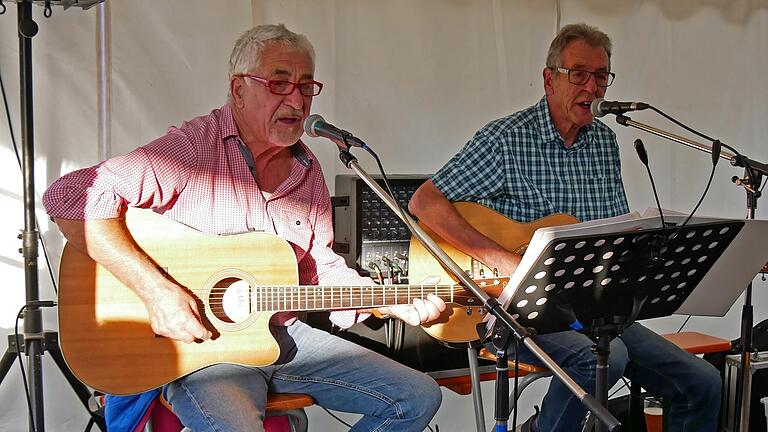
top-left (409, 23), bottom-right (721, 432)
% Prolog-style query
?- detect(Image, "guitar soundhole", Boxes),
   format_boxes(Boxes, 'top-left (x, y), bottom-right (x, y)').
top-left (209, 277), bottom-right (252, 324)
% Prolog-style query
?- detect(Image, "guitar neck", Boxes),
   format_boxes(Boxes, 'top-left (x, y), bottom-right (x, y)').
top-left (254, 284), bottom-right (457, 312)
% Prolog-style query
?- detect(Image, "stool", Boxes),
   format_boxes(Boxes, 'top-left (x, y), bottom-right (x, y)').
top-left (626, 331), bottom-right (732, 432)
top-left (433, 342), bottom-right (551, 432)
top-left (141, 392), bottom-right (315, 432)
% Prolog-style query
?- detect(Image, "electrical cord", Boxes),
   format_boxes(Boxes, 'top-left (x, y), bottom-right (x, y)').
top-left (649, 105), bottom-right (762, 200)
top-left (320, 406), bottom-right (352, 429)
top-left (674, 315), bottom-right (693, 334)
top-left (668, 161), bottom-right (717, 236)
top-left (14, 300), bottom-right (57, 432)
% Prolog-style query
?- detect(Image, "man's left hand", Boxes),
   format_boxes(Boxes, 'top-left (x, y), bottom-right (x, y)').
top-left (377, 293), bottom-right (447, 326)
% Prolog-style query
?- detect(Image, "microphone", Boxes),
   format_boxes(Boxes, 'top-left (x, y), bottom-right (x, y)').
top-left (303, 114), bottom-right (367, 149)
top-left (591, 98), bottom-right (650, 118)
top-left (634, 138), bottom-right (668, 257)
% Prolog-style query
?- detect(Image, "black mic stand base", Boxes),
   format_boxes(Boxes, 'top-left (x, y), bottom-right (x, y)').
top-left (0, 332), bottom-right (106, 431)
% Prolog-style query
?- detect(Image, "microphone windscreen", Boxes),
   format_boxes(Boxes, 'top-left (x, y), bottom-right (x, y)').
top-left (590, 98), bottom-right (605, 118)
top-left (303, 114), bottom-right (324, 137)
top-left (634, 138), bottom-right (649, 166)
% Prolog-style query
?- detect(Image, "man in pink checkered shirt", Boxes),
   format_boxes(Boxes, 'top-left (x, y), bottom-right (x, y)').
top-left (44, 24), bottom-right (444, 432)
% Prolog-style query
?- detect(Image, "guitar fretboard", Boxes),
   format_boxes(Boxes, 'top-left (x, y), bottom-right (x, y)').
top-left (250, 284), bottom-right (459, 312)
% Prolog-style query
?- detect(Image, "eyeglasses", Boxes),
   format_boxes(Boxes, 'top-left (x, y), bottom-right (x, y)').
top-left (555, 67), bottom-right (615, 87)
top-left (238, 74), bottom-right (324, 96)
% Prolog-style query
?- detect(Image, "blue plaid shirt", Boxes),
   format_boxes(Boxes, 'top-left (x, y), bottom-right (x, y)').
top-left (433, 96), bottom-right (629, 223)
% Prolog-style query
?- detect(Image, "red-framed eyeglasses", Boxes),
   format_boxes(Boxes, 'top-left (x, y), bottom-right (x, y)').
top-left (238, 74), bottom-right (323, 97)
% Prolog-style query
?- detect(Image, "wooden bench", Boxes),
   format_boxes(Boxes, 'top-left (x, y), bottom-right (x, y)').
top-left (626, 331), bottom-right (732, 432)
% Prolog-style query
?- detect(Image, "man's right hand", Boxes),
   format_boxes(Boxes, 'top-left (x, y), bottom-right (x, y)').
top-left (144, 284), bottom-right (213, 343)
top-left (54, 218), bottom-right (214, 344)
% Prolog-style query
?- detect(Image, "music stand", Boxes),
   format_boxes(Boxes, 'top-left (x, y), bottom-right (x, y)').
top-left (0, 2), bottom-right (106, 431)
top-left (498, 218), bottom-right (743, 432)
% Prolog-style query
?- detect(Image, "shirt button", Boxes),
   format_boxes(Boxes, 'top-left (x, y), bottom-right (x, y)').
top-left (295, 220), bottom-right (301, 225)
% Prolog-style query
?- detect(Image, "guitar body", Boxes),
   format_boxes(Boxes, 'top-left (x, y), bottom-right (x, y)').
top-left (409, 202), bottom-right (578, 343)
top-left (58, 209), bottom-right (298, 395)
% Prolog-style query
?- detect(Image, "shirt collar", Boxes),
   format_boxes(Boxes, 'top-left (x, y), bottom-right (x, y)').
top-left (535, 96), bottom-right (594, 149)
top-left (223, 103), bottom-right (313, 168)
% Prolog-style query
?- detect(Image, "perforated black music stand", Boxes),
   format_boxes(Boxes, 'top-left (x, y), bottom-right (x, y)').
top-left (499, 219), bottom-right (744, 432)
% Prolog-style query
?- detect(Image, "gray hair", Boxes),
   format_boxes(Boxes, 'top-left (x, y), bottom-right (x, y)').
top-left (228, 23), bottom-right (315, 78)
top-left (545, 23), bottom-right (612, 70)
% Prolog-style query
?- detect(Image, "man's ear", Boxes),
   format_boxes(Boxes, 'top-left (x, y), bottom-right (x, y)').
top-left (543, 67), bottom-right (554, 96)
top-left (230, 76), bottom-right (245, 107)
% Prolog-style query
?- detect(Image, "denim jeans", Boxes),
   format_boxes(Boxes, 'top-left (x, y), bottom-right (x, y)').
top-left (164, 320), bottom-right (441, 432)
top-left (501, 322), bottom-right (721, 432)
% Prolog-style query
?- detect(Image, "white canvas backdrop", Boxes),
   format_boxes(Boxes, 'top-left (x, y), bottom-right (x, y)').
top-left (0, 0), bottom-right (766, 430)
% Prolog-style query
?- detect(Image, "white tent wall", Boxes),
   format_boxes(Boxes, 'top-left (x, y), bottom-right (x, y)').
top-left (0, 0), bottom-right (765, 430)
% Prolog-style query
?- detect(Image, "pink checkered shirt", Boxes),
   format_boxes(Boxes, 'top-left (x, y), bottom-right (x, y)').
top-left (43, 104), bottom-right (371, 328)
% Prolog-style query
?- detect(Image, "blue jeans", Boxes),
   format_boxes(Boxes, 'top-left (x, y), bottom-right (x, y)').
top-left (164, 320), bottom-right (441, 432)
top-left (503, 322), bottom-right (721, 432)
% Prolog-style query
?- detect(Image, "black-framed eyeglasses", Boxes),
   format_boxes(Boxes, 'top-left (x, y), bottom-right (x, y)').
top-left (238, 74), bottom-right (324, 96)
top-left (555, 67), bottom-right (615, 87)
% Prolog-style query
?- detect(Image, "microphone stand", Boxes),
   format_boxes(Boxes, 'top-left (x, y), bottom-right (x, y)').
top-left (333, 147), bottom-right (620, 432)
top-left (615, 113), bottom-right (768, 431)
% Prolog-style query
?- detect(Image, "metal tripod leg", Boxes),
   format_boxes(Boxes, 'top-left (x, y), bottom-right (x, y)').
top-left (466, 342), bottom-right (486, 432)
top-left (0, 337), bottom-right (20, 384)
top-left (0, 332), bottom-right (106, 431)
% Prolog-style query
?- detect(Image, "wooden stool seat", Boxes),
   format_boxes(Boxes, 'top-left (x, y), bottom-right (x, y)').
top-left (478, 348), bottom-right (549, 373)
top-left (661, 331), bottom-right (732, 354)
top-left (265, 392), bottom-right (315, 413)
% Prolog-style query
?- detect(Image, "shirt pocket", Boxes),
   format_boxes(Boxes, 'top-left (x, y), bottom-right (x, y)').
top-left (277, 207), bottom-right (312, 257)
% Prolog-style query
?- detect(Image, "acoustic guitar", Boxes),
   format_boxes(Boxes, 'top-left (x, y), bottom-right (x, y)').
top-left (57, 208), bottom-right (507, 395)
top-left (408, 202), bottom-right (579, 343)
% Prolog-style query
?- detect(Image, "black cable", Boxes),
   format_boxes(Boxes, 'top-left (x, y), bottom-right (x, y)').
top-left (0, 63), bottom-right (22, 168)
top-left (363, 146), bottom-right (400, 216)
top-left (321, 406), bottom-right (353, 429)
top-left (14, 301), bottom-right (57, 432)
top-left (675, 315), bottom-right (693, 334)
top-left (0, 61), bottom-right (58, 295)
top-left (649, 106), bottom-right (740, 156)
top-left (668, 162), bottom-right (717, 240)
top-left (647, 106), bottom-right (762, 191)
top-left (14, 305), bottom-right (36, 432)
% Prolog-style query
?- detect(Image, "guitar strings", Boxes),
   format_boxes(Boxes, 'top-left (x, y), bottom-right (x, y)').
top-left (189, 285), bottom-right (498, 310)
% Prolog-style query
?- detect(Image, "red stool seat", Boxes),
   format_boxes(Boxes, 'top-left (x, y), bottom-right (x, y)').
top-left (139, 392), bottom-right (315, 432)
